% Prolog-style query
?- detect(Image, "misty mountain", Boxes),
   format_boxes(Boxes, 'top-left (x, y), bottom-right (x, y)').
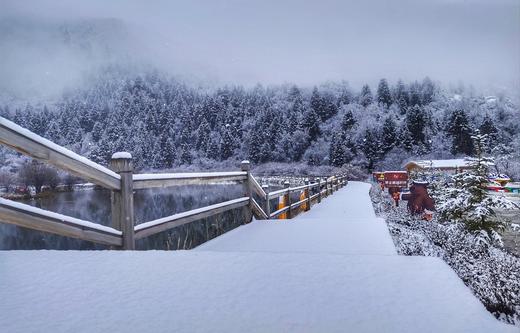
top-left (0, 16), bottom-right (143, 102)
top-left (1, 69), bottom-right (519, 180)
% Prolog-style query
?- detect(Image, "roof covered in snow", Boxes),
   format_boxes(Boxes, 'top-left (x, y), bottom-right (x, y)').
top-left (405, 158), bottom-right (479, 170)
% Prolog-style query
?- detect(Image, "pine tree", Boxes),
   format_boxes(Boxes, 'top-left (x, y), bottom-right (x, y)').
top-left (359, 84), bottom-right (373, 107)
top-left (196, 118), bottom-right (211, 153)
top-left (321, 93), bottom-right (339, 121)
top-left (329, 132), bottom-right (346, 167)
top-left (248, 128), bottom-right (263, 163)
top-left (447, 109), bottom-right (473, 155)
top-left (179, 143), bottom-right (192, 164)
top-left (400, 126), bottom-right (414, 151)
top-left (361, 128), bottom-right (381, 171)
top-left (381, 116), bottom-right (397, 153)
top-left (339, 88), bottom-right (352, 105)
top-left (310, 87), bottom-right (326, 120)
top-left (179, 127), bottom-right (193, 163)
top-left (207, 136), bottom-right (220, 160)
top-left (438, 132), bottom-right (515, 238)
top-left (341, 110), bottom-right (356, 132)
top-left (394, 79), bottom-right (409, 114)
top-left (408, 81), bottom-right (422, 106)
top-left (219, 125), bottom-right (235, 160)
top-left (421, 77), bottom-right (435, 104)
top-left (45, 120), bottom-right (62, 143)
top-left (377, 79), bottom-right (392, 107)
top-left (479, 114), bottom-right (498, 151)
top-left (302, 108), bottom-right (321, 142)
top-left (405, 105), bottom-right (426, 145)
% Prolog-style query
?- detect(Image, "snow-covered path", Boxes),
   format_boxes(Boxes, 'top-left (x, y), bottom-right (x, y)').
top-left (197, 181), bottom-right (396, 255)
top-left (0, 182), bottom-right (516, 332)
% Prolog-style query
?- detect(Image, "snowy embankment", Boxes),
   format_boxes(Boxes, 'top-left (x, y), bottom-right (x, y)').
top-left (370, 183), bottom-right (520, 326)
top-left (0, 182), bottom-right (516, 332)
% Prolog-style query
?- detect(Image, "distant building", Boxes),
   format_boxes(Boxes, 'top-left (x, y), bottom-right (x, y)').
top-left (403, 159), bottom-right (485, 174)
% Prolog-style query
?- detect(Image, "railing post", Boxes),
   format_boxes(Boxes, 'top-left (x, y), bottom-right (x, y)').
top-left (304, 178), bottom-right (311, 211)
top-left (317, 178), bottom-right (322, 203)
top-left (331, 176), bottom-right (335, 194)
top-left (110, 152), bottom-right (135, 250)
top-left (324, 177), bottom-right (329, 197)
top-left (262, 184), bottom-right (270, 219)
top-left (241, 161), bottom-right (253, 223)
top-left (284, 180), bottom-right (291, 219)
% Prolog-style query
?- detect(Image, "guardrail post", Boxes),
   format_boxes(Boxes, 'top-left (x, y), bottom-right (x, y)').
top-left (262, 184), bottom-right (270, 219)
top-left (324, 177), bottom-right (328, 196)
top-left (241, 160), bottom-right (253, 223)
top-left (284, 180), bottom-right (292, 219)
top-left (317, 178), bottom-right (322, 203)
top-left (304, 178), bottom-right (311, 211)
top-left (110, 152), bottom-right (135, 250)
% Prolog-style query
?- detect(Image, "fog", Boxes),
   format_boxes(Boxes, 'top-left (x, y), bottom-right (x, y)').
top-left (1, 0), bottom-right (519, 99)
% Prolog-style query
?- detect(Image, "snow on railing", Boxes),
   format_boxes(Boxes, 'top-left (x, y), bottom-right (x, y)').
top-left (0, 116), bottom-right (121, 190)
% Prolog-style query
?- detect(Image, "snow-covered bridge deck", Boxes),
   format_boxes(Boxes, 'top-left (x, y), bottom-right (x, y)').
top-left (197, 182), bottom-right (396, 256)
top-left (0, 182), bottom-right (516, 332)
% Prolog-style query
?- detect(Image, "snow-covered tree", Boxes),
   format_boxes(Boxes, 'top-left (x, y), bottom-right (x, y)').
top-left (437, 132), bottom-right (515, 239)
top-left (377, 78), bottom-right (392, 108)
top-left (447, 109), bottom-right (473, 156)
top-left (359, 84), bottom-right (373, 107)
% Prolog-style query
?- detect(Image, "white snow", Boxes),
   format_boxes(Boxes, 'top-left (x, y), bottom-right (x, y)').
top-left (111, 151), bottom-right (132, 159)
top-left (1, 251), bottom-right (516, 333)
top-left (0, 116), bottom-right (120, 180)
top-left (133, 171), bottom-right (246, 181)
top-left (200, 182), bottom-right (394, 255)
top-left (405, 158), bottom-right (486, 170)
top-left (0, 182), bottom-right (515, 332)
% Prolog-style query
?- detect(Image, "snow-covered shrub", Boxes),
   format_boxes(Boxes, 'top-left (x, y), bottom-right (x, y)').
top-left (370, 184), bottom-right (520, 326)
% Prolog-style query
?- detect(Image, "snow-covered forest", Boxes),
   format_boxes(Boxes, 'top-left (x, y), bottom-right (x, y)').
top-left (1, 70), bottom-right (519, 179)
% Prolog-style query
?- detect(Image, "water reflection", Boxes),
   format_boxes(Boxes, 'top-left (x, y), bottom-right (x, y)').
top-left (0, 184), bottom-right (246, 250)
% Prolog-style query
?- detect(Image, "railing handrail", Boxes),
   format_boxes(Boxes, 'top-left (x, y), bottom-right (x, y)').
top-left (133, 171), bottom-right (247, 189)
top-left (0, 198), bottom-right (122, 246)
top-left (134, 197), bottom-right (249, 240)
top-left (0, 116), bottom-right (121, 190)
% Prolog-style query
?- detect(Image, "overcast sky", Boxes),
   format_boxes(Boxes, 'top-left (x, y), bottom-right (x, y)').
top-left (1, 0), bottom-right (519, 94)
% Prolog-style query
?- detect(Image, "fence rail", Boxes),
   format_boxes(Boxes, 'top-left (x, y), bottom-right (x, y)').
top-left (133, 172), bottom-right (247, 189)
top-left (134, 197), bottom-right (250, 240)
top-left (0, 198), bottom-right (122, 246)
top-left (0, 117), bottom-right (121, 190)
top-left (0, 116), bottom-right (348, 250)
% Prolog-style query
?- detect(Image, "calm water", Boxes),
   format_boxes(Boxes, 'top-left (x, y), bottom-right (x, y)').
top-left (0, 185), bottom-right (246, 250)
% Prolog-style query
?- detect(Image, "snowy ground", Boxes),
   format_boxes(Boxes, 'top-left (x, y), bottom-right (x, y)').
top-left (0, 182), bottom-right (516, 332)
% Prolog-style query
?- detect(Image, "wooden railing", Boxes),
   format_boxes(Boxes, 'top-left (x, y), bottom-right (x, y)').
top-left (0, 116), bottom-right (348, 250)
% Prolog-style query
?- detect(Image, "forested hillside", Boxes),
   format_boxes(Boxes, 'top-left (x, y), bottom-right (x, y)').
top-left (1, 68), bottom-right (519, 178)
